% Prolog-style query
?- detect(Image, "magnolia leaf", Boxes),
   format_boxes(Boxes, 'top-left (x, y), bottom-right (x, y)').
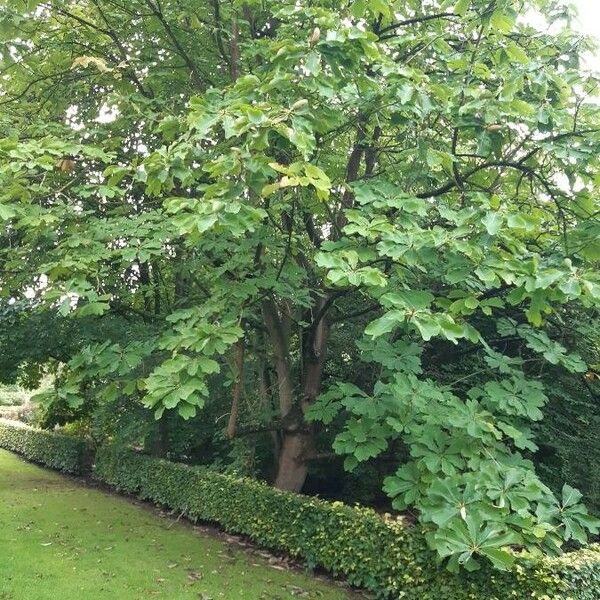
top-left (365, 311), bottom-right (403, 338)
top-left (489, 10), bottom-right (515, 33)
top-left (71, 55), bottom-right (112, 73)
top-left (454, 0), bottom-right (470, 16)
top-left (0, 204), bottom-right (17, 220)
top-left (482, 211), bottom-right (502, 235)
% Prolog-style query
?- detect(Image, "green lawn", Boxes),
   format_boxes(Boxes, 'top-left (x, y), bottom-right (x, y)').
top-left (0, 450), bottom-right (356, 600)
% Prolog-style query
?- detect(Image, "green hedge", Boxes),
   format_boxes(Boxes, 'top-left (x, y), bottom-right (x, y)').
top-left (94, 445), bottom-right (600, 599)
top-left (0, 419), bottom-right (92, 475)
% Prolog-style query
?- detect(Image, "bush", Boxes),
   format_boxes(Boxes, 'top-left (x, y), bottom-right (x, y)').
top-left (0, 418), bottom-right (92, 474)
top-left (0, 384), bottom-right (29, 406)
top-left (94, 445), bottom-right (600, 599)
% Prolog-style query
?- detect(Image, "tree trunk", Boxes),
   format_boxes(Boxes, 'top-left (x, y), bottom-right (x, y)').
top-left (226, 337), bottom-right (245, 439)
top-left (272, 296), bottom-right (330, 492)
top-left (147, 416), bottom-right (169, 458)
top-left (138, 260), bottom-right (152, 313)
top-left (274, 428), bottom-right (313, 491)
top-left (262, 297), bottom-right (293, 415)
top-left (257, 347), bottom-right (280, 464)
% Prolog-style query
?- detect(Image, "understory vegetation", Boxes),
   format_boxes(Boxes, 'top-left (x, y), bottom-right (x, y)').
top-left (0, 421), bottom-right (600, 600)
top-left (0, 384), bottom-right (29, 406)
top-left (2, 421), bottom-right (599, 599)
top-left (1, 0), bottom-right (600, 584)
top-left (0, 418), bottom-right (92, 473)
top-left (94, 444), bottom-right (600, 599)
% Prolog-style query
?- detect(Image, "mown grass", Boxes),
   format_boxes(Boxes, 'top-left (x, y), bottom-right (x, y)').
top-left (0, 450), bottom-right (355, 600)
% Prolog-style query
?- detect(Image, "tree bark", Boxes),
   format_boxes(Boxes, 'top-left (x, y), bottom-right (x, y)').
top-left (226, 337), bottom-right (245, 439)
top-left (257, 343), bottom-right (280, 464)
top-left (229, 11), bottom-right (240, 81)
top-left (274, 428), bottom-right (313, 491)
top-left (146, 416), bottom-right (169, 458)
top-left (138, 260), bottom-right (152, 314)
top-left (262, 297), bottom-right (293, 416)
top-left (271, 296), bottom-right (330, 492)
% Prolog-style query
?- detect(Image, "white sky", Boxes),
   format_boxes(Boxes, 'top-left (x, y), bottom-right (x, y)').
top-left (572, 0), bottom-right (600, 68)
top-left (572, 1), bottom-right (600, 38)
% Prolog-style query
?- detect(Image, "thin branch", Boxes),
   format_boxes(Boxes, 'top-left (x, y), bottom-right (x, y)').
top-left (378, 12), bottom-right (458, 37)
top-left (90, 0), bottom-right (153, 98)
top-left (330, 303), bottom-right (381, 324)
top-left (210, 0), bottom-right (231, 70)
top-left (144, 0), bottom-right (210, 90)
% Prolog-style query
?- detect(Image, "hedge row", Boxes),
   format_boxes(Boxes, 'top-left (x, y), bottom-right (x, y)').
top-left (94, 445), bottom-right (600, 599)
top-left (0, 418), bottom-right (92, 474)
top-left (1, 417), bottom-right (598, 598)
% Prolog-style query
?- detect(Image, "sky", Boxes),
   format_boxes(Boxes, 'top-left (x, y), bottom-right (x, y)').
top-left (572, 0), bottom-right (600, 68)
top-left (572, 1), bottom-right (600, 39)
top-left (525, 1), bottom-right (600, 70)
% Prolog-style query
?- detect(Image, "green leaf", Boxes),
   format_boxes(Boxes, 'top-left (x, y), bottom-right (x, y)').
top-left (381, 290), bottom-right (434, 311)
top-left (482, 211), bottom-right (502, 235)
top-left (412, 315), bottom-right (441, 341)
top-left (350, 0), bottom-right (366, 18)
top-left (454, 0), bottom-right (470, 16)
top-left (76, 302), bottom-right (110, 317)
top-left (178, 402), bottom-right (197, 419)
top-left (0, 204), bottom-right (17, 220)
top-left (370, 0), bottom-right (391, 19)
top-left (483, 548), bottom-right (515, 570)
top-left (490, 10), bottom-right (515, 33)
top-left (561, 484), bottom-right (583, 508)
top-left (506, 213), bottom-right (528, 229)
top-left (506, 42), bottom-right (529, 64)
top-left (197, 356), bottom-right (220, 374)
top-left (365, 311), bottom-right (403, 338)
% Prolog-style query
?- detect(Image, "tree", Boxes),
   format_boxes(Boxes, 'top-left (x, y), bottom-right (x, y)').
top-left (1, 0), bottom-right (599, 570)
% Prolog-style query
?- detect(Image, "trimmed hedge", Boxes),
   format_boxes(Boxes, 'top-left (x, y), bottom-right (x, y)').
top-left (0, 418), bottom-right (92, 475)
top-left (94, 445), bottom-right (600, 599)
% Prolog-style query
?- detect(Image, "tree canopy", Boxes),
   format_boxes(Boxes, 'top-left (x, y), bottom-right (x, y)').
top-left (1, 0), bottom-right (600, 572)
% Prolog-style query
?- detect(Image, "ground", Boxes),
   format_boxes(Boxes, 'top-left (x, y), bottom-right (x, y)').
top-left (0, 450), bottom-right (356, 600)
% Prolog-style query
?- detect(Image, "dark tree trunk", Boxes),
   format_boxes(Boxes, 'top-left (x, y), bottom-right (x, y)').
top-left (226, 337), bottom-right (245, 439)
top-left (271, 296), bottom-right (330, 492)
top-left (138, 260), bottom-right (152, 313)
top-left (257, 343), bottom-right (280, 465)
top-left (147, 416), bottom-right (169, 458)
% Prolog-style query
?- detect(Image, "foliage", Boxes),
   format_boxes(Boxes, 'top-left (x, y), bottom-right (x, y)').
top-left (0, 383), bottom-right (30, 406)
top-left (0, 419), bottom-right (92, 474)
top-left (533, 312), bottom-right (600, 513)
top-left (0, 0), bottom-right (599, 571)
top-left (95, 445), bottom-right (600, 599)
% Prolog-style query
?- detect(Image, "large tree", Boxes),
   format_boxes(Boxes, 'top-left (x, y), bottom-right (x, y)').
top-left (1, 0), bottom-right (600, 570)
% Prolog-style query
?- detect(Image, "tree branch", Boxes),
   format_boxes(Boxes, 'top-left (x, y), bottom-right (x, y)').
top-left (378, 12), bottom-right (458, 38)
top-left (144, 0), bottom-right (210, 90)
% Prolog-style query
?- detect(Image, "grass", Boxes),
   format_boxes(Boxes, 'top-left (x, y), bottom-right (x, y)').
top-left (0, 449), bottom-right (356, 600)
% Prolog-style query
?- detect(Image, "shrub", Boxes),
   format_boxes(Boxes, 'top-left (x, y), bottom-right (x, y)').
top-left (0, 384), bottom-right (29, 406)
top-left (94, 445), bottom-right (600, 599)
top-left (0, 418), bottom-right (92, 474)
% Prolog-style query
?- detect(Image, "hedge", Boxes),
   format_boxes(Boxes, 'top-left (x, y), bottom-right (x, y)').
top-left (94, 445), bottom-right (600, 599)
top-left (0, 418), bottom-right (92, 475)
top-left (2, 425), bottom-right (599, 598)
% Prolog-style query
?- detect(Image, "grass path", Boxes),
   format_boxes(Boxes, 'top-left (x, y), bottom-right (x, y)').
top-left (0, 450), bottom-right (355, 600)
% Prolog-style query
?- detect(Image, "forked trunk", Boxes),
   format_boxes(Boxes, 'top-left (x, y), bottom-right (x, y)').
top-left (272, 297), bottom-right (330, 492)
